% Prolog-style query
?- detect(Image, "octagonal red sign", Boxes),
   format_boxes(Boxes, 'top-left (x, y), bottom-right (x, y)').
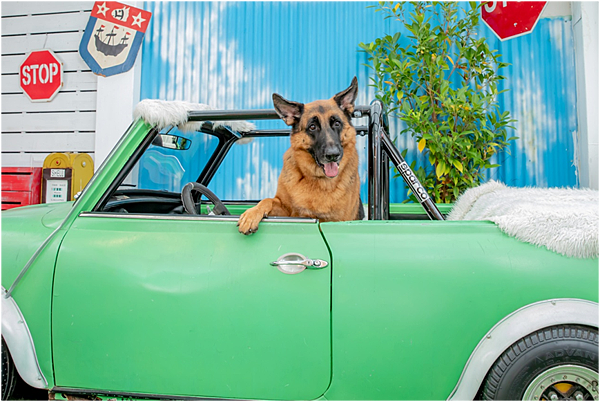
top-left (482, 1), bottom-right (547, 41)
top-left (20, 50), bottom-right (63, 102)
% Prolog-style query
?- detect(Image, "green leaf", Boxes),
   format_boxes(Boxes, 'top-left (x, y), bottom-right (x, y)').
top-left (452, 160), bottom-right (464, 173)
top-left (443, 163), bottom-right (451, 175)
top-left (435, 161), bottom-right (445, 179)
top-left (362, 0), bottom-right (516, 203)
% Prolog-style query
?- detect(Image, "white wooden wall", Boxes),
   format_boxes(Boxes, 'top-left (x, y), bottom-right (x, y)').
top-left (1, 1), bottom-right (96, 167)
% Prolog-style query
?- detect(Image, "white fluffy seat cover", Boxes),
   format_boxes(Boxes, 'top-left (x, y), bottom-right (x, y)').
top-left (447, 180), bottom-right (599, 258)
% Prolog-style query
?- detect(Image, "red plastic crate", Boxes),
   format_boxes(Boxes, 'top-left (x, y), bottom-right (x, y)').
top-left (1, 167), bottom-right (42, 210)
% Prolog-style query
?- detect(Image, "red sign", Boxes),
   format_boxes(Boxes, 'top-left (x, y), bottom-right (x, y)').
top-left (20, 50), bottom-right (63, 102)
top-left (482, 1), bottom-right (547, 41)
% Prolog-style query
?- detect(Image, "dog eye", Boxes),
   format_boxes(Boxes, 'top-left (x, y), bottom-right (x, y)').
top-left (308, 124), bottom-right (317, 131)
top-left (332, 121), bottom-right (342, 129)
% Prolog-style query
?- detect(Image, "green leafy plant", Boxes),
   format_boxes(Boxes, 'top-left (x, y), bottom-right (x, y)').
top-left (360, 1), bottom-right (516, 203)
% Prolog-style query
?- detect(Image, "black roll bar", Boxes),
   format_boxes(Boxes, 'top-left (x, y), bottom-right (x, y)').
top-left (364, 100), bottom-right (444, 221)
top-left (187, 102), bottom-right (444, 221)
top-left (189, 109), bottom-right (280, 121)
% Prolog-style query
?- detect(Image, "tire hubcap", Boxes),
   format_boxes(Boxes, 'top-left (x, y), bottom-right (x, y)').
top-left (523, 365), bottom-right (599, 400)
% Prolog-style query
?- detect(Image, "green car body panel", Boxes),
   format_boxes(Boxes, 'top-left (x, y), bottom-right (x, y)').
top-left (2, 203), bottom-right (70, 389)
top-left (52, 216), bottom-right (331, 400)
top-left (1, 115), bottom-right (598, 400)
top-left (320, 220), bottom-right (598, 400)
top-left (2, 120), bottom-right (152, 390)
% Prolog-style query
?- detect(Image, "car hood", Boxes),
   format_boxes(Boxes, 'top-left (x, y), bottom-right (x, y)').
top-left (1, 202), bottom-right (73, 289)
top-left (40, 201), bottom-right (75, 228)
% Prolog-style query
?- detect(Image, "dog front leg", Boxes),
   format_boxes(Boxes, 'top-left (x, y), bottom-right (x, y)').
top-left (238, 198), bottom-right (286, 235)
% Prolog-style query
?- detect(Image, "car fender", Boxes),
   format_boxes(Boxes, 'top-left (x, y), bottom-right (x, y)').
top-left (448, 298), bottom-right (598, 400)
top-left (1, 288), bottom-right (48, 389)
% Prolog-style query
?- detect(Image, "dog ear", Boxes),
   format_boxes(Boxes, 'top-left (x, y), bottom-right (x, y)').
top-left (273, 93), bottom-right (304, 126)
top-left (333, 76), bottom-right (358, 115)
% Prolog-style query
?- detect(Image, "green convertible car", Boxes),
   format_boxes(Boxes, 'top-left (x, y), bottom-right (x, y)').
top-left (2, 99), bottom-right (598, 401)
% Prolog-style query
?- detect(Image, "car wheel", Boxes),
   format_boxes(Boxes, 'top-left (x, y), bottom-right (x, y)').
top-left (2, 338), bottom-right (18, 400)
top-left (482, 325), bottom-right (599, 400)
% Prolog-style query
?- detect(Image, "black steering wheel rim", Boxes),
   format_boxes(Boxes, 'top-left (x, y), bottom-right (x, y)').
top-left (181, 182), bottom-right (231, 215)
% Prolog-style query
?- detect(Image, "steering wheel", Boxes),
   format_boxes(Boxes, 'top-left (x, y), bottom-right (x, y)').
top-left (181, 182), bottom-right (231, 215)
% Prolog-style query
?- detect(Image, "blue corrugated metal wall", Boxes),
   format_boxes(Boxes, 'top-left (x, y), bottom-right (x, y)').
top-left (139, 2), bottom-right (579, 202)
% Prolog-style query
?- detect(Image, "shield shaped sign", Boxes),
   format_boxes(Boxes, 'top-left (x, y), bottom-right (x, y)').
top-left (79, 1), bottom-right (151, 77)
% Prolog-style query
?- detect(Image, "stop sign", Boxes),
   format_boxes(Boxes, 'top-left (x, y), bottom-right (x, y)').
top-left (20, 50), bottom-right (63, 102)
top-left (482, 1), bottom-right (547, 41)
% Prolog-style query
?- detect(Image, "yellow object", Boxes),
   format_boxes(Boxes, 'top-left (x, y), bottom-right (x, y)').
top-left (42, 153), bottom-right (94, 201)
top-left (553, 383), bottom-right (573, 393)
top-left (68, 153), bottom-right (94, 198)
top-left (42, 153), bottom-right (71, 169)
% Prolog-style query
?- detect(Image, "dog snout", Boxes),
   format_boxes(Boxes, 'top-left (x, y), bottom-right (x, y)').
top-left (324, 144), bottom-right (343, 162)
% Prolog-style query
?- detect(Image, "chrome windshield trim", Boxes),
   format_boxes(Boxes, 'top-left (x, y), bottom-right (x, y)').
top-left (78, 212), bottom-right (317, 224)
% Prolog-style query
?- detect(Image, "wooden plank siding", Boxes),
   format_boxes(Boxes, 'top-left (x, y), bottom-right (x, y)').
top-left (1, 2), bottom-right (97, 168)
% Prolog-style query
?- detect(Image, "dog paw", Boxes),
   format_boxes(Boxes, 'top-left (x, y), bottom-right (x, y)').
top-left (237, 208), bottom-right (264, 235)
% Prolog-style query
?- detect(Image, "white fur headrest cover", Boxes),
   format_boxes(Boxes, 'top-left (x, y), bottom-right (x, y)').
top-left (133, 99), bottom-right (256, 133)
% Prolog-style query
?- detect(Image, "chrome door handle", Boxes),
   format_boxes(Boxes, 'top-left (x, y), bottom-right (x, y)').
top-left (270, 253), bottom-right (328, 274)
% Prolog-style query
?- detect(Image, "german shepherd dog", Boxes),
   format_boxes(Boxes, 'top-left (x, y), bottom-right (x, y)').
top-left (237, 77), bottom-right (363, 235)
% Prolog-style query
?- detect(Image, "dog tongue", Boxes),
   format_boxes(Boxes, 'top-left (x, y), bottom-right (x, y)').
top-left (324, 162), bottom-right (339, 178)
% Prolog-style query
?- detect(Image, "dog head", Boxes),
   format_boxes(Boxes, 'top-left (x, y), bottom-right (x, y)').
top-left (273, 77), bottom-right (358, 178)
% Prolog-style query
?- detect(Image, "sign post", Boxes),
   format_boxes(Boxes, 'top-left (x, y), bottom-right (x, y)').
top-left (481, 1), bottom-right (547, 41)
top-left (19, 50), bottom-right (63, 102)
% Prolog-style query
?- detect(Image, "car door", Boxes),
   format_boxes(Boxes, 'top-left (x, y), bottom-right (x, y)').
top-left (51, 213), bottom-right (331, 400)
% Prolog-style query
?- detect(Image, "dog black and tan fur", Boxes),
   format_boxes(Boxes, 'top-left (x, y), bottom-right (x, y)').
top-left (237, 77), bottom-right (363, 234)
